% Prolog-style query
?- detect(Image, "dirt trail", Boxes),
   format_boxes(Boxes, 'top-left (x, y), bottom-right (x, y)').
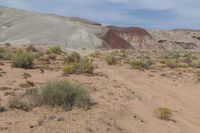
top-left (99, 63), bottom-right (200, 133)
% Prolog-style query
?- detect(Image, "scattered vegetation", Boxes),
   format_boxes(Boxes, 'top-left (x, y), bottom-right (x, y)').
top-left (48, 54), bottom-right (57, 60)
top-left (9, 95), bottom-right (34, 111)
top-left (26, 45), bottom-right (38, 52)
top-left (0, 47), bottom-right (10, 60)
top-left (162, 51), bottom-right (200, 68)
top-left (129, 56), bottom-right (153, 69)
top-left (40, 80), bottom-right (91, 109)
top-left (155, 107), bottom-right (172, 120)
top-left (12, 51), bottom-right (34, 69)
top-left (197, 71), bottom-right (200, 81)
top-left (106, 54), bottom-right (116, 65)
top-left (48, 46), bottom-right (62, 54)
top-left (90, 50), bottom-right (102, 58)
top-left (9, 80), bottom-right (91, 110)
top-left (63, 57), bottom-right (93, 75)
top-left (65, 51), bottom-right (81, 63)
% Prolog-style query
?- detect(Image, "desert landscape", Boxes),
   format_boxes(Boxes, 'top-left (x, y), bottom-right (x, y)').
top-left (0, 5), bottom-right (200, 133)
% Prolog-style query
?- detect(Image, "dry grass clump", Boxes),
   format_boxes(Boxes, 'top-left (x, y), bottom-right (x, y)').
top-left (12, 51), bottom-right (34, 69)
top-left (155, 107), bottom-right (172, 120)
top-left (48, 46), bottom-right (62, 54)
top-left (9, 95), bottom-right (35, 111)
top-left (40, 80), bottom-right (91, 109)
top-left (0, 47), bottom-right (11, 60)
top-left (9, 80), bottom-right (91, 110)
top-left (106, 54), bottom-right (116, 65)
top-left (26, 45), bottom-right (38, 52)
top-left (65, 51), bottom-right (81, 63)
top-left (90, 50), bottom-right (102, 58)
top-left (63, 57), bottom-right (93, 75)
top-left (197, 71), bottom-right (200, 81)
top-left (161, 51), bottom-right (200, 68)
top-left (129, 56), bottom-right (153, 69)
top-left (48, 54), bottom-right (57, 60)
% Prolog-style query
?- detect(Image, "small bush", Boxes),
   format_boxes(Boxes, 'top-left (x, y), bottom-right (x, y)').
top-left (155, 107), bottom-right (172, 120)
top-left (63, 58), bottom-right (93, 75)
top-left (165, 51), bottom-right (180, 59)
top-left (65, 52), bottom-right (81, 63)
top-left (0, 47), bottom-right (10, 60)
top-left (0, 48), bottom-right (5, 59)
top-left (12, 51), bottom-right (34, 68)
top-left (48, 46), bottom-right (61, 54)
top-left (129, 57), bottom-right (152, 69)
top-left (106, 54), bottom-right (116, 65)
top-left (197, 71), bottom-right (200, 81)
top-left (9, 95), bottom-right (34, 111)
top-left (48, 54), bottom-right (57, 60)
top-left (40, 80), bottom-right (91, 109)
top-left (191, 61), bottom-right (200, 68)
top-left (90, 50), bottom-right (102, 58)
top-left (26, 45), bottom-right (38, 52)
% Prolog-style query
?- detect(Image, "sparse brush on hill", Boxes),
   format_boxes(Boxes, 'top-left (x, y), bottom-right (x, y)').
top-left (65, 51), bottom-right (81, 63)
top-left (63, 57), bottom-right (93, 75)
top-left (26, 45), bottom-right (38, 52)
top-left (106, 54), bottom-right (116, 65)
top-left (197, 71), bottom-right (200, 81)
top-left (9, 80), bottom-right (91, 110)
top-left (155, 107), bottom-right (172, 120)
top-left (129, 56), bottom-right (153, 69)
top-left (12, 51), bottom-right (34, 69)
top-left (0, 47), bottom-right (5, 59)
top-left (90, 50), bottom-right (102, 58)
top-left (161, 51), bottom-right (200, 68)
top-left (48, 46), bottom-right (62, 54)
top-left (0, 47), bottom-right (10, 60)
top-left (48, 54), bottom-right (57, 60)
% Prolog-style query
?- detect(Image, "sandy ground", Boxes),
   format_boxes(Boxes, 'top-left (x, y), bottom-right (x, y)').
top-left (0, 52), bottom-right (200, 133)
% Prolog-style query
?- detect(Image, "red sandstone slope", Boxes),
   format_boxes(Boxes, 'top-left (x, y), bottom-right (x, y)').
top-left (103, 26), bottom-right (152, 49)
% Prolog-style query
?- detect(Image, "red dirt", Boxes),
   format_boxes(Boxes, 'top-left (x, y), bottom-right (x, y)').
top-left (103, 26), bottom-right (151, 49)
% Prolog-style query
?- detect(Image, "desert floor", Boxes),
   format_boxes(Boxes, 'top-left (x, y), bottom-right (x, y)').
top-left (0, 47), bottom-right (200, 133)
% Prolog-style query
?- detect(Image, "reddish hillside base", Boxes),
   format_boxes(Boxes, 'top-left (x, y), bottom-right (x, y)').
top-left (103, 26), bottom-right (151, 49)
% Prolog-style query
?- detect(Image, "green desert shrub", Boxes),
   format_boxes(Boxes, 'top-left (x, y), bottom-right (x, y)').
top-left (90, 50), bottom-right (102, 58)
top-left (0, 47), bottom-right (5, 59)
top-left (63, 58), bottom-right (93, 75)
top-left (191, 61), bottom-right (200, 68)
top-left (26, 45), bottom-right (38, 52)
top-left (197, 71), bottom-right (200, 81)
top-left (65, 51), bottom-right (81, 63)
top-left (9, 80), bottom-right (91, 110)
top-left (129, 57), bottom-right (152, 69)
top-left (165, 51), bottom-right (181, 59)
top-left (106, 54), bottom-right (116, 65)
top-left (0, 47), bottom-right (10, 60)
top-left (155, 107), bottom-right (172, 120)
top-left (12, 51), bottom-right (34, 68)
top-left (48, 46), bottom-right (61, 54)
top-left (162, 58), bottom-right (191, 68)
top-left (9, 95), bottom-right (35, 111)
top-left (40, 80), bottom-right (91, 109)
top-left (48, 54), bottom-right (57, 60)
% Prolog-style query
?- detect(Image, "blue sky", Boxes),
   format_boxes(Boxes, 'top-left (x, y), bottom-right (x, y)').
top-left (0, 0), bottom-right (200, 29)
